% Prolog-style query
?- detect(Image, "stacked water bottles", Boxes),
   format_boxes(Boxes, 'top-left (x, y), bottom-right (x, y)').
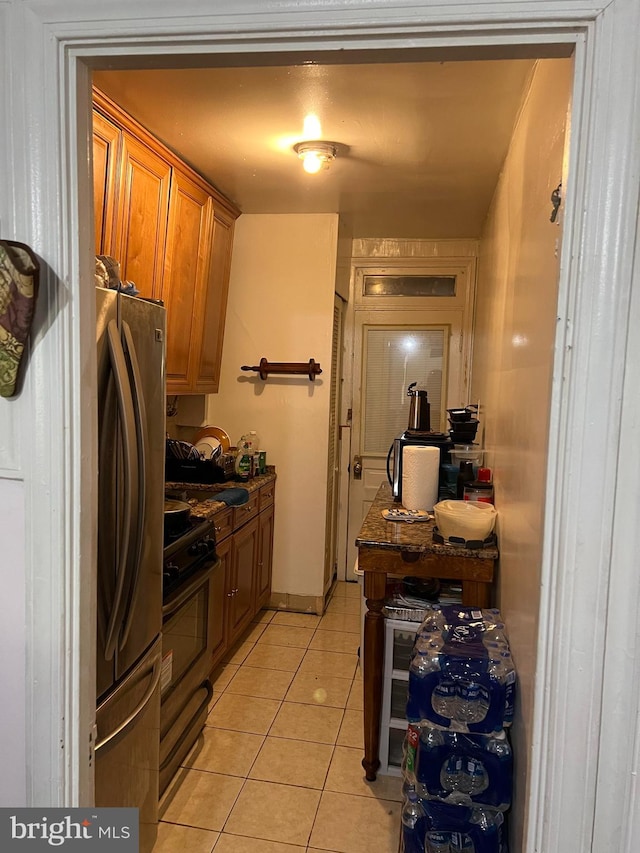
top-left (401, 605), bottom-right (515, 853)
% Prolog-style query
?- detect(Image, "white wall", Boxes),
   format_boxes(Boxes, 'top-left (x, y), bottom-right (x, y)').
top-left (471, 58), bottom-right (573, 848)
top-left (206, 213), bottom-right (339, 600)
top-left (0, 478), bottom-right (26, 806)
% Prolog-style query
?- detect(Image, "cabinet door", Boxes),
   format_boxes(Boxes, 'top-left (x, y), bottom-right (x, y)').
top-left (255, 504), bottom-right (274, 611)
top-left (114, 130), bottom-right (171, 299)
top-left (92, 111), bottom-right (121, 256)
top-left (228, 516), bottom-right (258, 644)
top-left (210, 537), bottom-right (231, 673)
top-left (163, 169), bottom-right (214, 392)
top-left (190, 207), bottom-right (235, 394)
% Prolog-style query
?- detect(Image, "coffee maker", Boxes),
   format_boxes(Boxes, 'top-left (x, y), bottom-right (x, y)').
top-left (387, 382), bottom-right (452, 502)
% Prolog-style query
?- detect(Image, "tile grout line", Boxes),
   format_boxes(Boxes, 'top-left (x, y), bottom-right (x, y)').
top-left (163, 586), bottom-right (369, 851)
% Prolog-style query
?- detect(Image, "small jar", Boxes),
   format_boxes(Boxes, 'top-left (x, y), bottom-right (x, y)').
top-left (463, 467), bottom-right (494, 504)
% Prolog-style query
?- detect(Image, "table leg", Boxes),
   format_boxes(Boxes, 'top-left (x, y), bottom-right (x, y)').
top-left (362, 570), bottom-right (387, 781)
top-left (461, 580), bottom-right (491, 608)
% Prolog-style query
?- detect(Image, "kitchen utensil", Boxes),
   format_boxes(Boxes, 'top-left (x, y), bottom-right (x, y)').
top-left (163, 498), bottom-right (191, 529)
top-left (166, 438), bottom-right (200, 460)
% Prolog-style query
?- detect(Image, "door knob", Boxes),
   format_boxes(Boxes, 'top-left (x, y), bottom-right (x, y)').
top-left (353, 455), bottom-right (363, 479)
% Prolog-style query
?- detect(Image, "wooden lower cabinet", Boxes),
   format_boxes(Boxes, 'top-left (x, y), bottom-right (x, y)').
top-left (256, 504), bottom-right (274, 611)
top-left (228, 515), bottom-right (259, 644)
top-left (210, 536), bottom-right (231, 670)
top-left (209, 482), bottom-right (275, 673)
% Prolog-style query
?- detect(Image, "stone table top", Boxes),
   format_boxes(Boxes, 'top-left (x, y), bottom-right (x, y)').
top-left (356, 482), bottom-right (498, 561)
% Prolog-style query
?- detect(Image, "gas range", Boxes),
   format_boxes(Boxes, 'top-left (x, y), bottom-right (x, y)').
top-left (163, 515), bottom-right (216, 599)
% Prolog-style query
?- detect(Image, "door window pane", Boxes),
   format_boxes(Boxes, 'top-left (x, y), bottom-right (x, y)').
top-left (363, 327), bottom-right (447, 454)
top-left (363, 275), bottom-right (456, 297)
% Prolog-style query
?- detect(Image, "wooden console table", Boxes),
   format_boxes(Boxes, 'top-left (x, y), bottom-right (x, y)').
top-left (355, 483), bottom-right (498, 781)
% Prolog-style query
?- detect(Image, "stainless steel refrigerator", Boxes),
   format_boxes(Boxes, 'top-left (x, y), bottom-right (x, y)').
top-left (94, 287), bottom-right (165, 853)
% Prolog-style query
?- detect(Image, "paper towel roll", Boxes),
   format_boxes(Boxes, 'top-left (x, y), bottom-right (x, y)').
top-left (402, 445), bottom-right (440, 511)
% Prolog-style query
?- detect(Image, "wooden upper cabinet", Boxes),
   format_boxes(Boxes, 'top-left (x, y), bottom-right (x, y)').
top-left (113, 131), bottom-right (171, 300)
top-left (92, 111), bottom-right (121, 255)
top-left (163, 169), bottom-right (214, 391)
top-left (92, 87), bottom-right (240, 394)
top-left (190, 208), bottom-right (235, 394)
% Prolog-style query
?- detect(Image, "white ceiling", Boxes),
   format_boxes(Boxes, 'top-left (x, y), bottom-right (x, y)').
top-left (93, 58), bottom-right (537, 239)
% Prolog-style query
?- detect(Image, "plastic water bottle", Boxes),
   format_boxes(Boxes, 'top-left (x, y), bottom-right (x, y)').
top-left (410, 649), bottom-right (442, 677)
top-left (415, 634), bottom-right (444, 655)
top-left (468, 807), bottom-right (504, 838)
top-left (421, 725), bottom-right (445, 750)
top-left (456, 681), bottom-right (489, 725)
top-left (440, 755), bottom-right (463, 792)
top-left (402, 789), bottom-right (425, 829)
top-left (432, 679), bottom-right (458, 719)
top-left (486, 733), bottom-right (511, 760)
top-left (450, 832), bottom-right (475, 852)
top-left (464, 758), bottom-right (489, 796)
top-left (419, 605), bottom-right (446, 635)
top-left (425, 832), bottom-right (451, 853)
top-left (402, 790), bottom-right (426, 853)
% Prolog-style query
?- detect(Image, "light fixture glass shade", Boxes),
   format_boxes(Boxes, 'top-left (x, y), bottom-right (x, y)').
top-left (293, 141), bottom-right (338, 174)
top-left (302, 151), bottom-right (324, 174)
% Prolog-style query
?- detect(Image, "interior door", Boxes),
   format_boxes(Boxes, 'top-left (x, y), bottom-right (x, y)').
top-left (345, 308), bottom-right (469, 578)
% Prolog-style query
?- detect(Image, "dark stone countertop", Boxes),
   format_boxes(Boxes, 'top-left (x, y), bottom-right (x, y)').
top-left (165, 469), bottom-right (276, 520)
top-left (356, 482), bottom-right (498, 561)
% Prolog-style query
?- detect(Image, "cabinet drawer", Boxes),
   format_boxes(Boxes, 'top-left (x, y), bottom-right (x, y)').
top-left (233, 492), bottom-right (260, 529)
top-left (259, 482), bottom-right (275, 512)
top-left (212, 507), bottom-right (233, 542)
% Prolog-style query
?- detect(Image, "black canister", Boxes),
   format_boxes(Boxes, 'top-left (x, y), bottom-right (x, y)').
top-left (456, 460), bottom-right (475, 499)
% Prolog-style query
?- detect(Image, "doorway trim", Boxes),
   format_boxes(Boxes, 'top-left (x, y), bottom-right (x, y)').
top-left (6, 2), bottom-right (640, 851)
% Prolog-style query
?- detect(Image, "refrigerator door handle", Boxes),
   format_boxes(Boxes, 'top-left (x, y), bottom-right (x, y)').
top-left (119, 320), bottom-right (149, 649)
top-left (104, 319), bottom-right (139, 661)
top-left (95, 652), bottom-right (162, 753)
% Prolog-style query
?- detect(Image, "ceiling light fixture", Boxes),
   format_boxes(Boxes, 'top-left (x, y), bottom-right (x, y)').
top-left (293, 140), bottom-right (338, 174)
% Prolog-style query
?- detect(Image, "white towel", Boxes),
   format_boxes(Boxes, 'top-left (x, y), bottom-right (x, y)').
top-left (402, 445), bottom-right (440, 511)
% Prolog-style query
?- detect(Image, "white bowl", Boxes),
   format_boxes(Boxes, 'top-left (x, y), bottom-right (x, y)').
top-left (434, 499), bottom-right (497, 541)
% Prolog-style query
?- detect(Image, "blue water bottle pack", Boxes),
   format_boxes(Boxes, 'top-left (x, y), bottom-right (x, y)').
top-left (416, 725), bottom-right (512, 811)
top-left (406, 606), bottom-right (516, 733)
top-left (402, 798), bottom-right (508, 853)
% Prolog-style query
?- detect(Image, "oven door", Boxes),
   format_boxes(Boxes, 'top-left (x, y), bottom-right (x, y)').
top-left (159, 556), bottom-right (222, 794)
top-left (161, 556), bottom-right (220, 701)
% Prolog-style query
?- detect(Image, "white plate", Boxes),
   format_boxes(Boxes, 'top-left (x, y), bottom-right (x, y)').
top-left (195, 437), bottom-right (221, 460)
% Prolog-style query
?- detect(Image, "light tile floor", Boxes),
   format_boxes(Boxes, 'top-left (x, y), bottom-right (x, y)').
top-left (155, 581), bottom-right (403, 853)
